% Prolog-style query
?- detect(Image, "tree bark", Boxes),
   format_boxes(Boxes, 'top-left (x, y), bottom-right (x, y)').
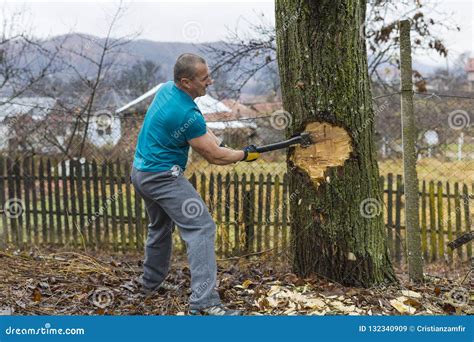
top-left (275, 0), bottom-right (396, 286)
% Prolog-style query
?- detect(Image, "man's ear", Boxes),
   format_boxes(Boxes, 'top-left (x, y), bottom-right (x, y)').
top-left (181, 78), bottom-right (191, 89)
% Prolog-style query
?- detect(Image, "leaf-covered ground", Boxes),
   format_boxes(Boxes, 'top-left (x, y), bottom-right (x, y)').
top-left (0, 249), bottom-right (472, 316)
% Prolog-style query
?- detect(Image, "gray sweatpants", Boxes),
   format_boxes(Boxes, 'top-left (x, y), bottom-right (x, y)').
top-left (131, 165), bottom-right (221, 310)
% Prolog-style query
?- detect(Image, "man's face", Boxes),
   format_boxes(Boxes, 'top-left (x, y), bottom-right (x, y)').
top-left (183, 63), bottom-right (213, 98)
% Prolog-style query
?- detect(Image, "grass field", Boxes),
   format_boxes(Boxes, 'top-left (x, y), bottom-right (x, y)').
top-left (185, 157), bottom-right (474, 184)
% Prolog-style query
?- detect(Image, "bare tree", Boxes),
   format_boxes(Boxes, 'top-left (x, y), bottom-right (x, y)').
top-left (0, 7), bottom-right (68, 159)
top-left (0, 9), bottom-right (65, 102)
top-left (203, 0), bottom-right (459, 97)
top-left (115, 59), bottom-right (164, 98)
top-left (42, 2), bottom-right (140, 159)
top-left (202, 17), bottom-right (276, 98)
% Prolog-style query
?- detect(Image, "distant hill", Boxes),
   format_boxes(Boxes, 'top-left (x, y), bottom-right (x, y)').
top-left (48, 33), bottom-right (440, 75)
top-left (16, 33), bottom-right (441, 98)
top-left (125, 39), bottom-right (206, 78)
top-left (41, 33), bottom-right (219, 80)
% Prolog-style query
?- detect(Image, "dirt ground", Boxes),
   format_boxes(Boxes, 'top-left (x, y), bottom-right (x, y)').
top-left (0, 248), bottom-right (472, 316)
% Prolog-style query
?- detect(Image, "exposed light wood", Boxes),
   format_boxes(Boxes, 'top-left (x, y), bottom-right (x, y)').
top-left (290, 122), bottom-right (352, 185)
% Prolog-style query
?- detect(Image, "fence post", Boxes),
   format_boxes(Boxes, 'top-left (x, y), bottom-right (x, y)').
top-left (446, 182), bottom-right (453, 263)
top-left (399, 19), bottom-right (423, 282)
top-left (14, 159), bottom-right (23, 247)
top-left (437, 181), bottom-right (445, 260)
top-left (123, 161), bottom-right (133, 250)
top-left (53, 159), bottom-right (62, 246)
top-left (39, 159), bottom-right (47, 245)
top-left (387, 173), bottom-right (394, 258)
top-left (0, 157), bottom-right (6, 248)
top-left (462, 184), bottom-right (471, 258)
top-left (257, 173), bottom-right (264, 252)
top-left (429, 181), bottom-right (437, 261)
top-left (224, 173), bottom-right (231, 256)
top-left (233, 173), bottom-right (240, 254)
top-left (421, 180), bottom-right (428, 260)
top-left (23, 158), bottom-right (32, 245)
top-left (454, 183), bottom-right (462, 260)
top-left (395, 175), bottom-right (402, 264)
top-left (84, 160), bottom-right (93, 247)
top-left (46, 159), bottom-right (54, 245)
top-left (61, 160), bottom-right (69, 245)
top-left (243, 189), bottom-right (253, 254)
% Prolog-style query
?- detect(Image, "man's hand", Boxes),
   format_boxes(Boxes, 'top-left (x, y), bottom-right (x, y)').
top-left (242, 145), bottom-right (260, 162)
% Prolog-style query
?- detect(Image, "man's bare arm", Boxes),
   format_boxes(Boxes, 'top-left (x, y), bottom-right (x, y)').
top-left (189, 132), bottom-right (244, 165)
top-left (207, 128), bottom-right (226, 146)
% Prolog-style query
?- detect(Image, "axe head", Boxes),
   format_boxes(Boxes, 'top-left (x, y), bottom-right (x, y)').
top-left (299, 132), bottom-right (314, 148)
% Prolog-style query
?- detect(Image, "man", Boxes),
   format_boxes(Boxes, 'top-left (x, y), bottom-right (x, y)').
top-left (131, 53), bottom-right (259, 315)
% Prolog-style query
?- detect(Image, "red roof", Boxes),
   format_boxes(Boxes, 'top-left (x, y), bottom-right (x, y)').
top-left (249, 102), bottom-right (283, 114)
top-left (221, 99), bottom-right (259, 118)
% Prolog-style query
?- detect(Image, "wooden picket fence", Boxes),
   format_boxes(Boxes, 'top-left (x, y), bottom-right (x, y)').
top-left (382, 174), bottom-right (472, 263)
top-left (0, 157), bottom-right (472, 262)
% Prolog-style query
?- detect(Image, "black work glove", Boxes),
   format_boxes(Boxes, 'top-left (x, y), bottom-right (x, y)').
top-left (242, 144), bottom-right (260, 162)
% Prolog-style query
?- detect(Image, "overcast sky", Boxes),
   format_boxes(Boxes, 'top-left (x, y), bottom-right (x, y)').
top-left (2, 0), bottom-right (473, 67)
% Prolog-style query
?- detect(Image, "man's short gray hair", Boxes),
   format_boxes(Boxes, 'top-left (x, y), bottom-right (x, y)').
top-left (174, 53), bottom-right (206, 82)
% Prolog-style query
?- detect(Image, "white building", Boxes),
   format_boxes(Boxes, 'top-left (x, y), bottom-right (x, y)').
top-left (116, 83), bottom-right (257, 131)
top-left (0, 97), bottom-right (57, 151)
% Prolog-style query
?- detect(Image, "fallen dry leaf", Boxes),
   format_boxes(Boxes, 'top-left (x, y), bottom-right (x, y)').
top-left (32, 289), bottom-right (42, 303)
top-left (304, 298), bottom-right (326, 310)
top-left (241, 279), bottom-right (254, 289)
top-left (0, 249), bottom-right (470, 316)
top-left (390, 297), bottom-right (416, 314)
top-left (401, 290), bottom-right (421, 298)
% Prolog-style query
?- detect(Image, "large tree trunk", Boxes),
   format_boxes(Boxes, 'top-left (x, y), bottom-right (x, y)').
top-left (275, 0), bottom-right (396, 286)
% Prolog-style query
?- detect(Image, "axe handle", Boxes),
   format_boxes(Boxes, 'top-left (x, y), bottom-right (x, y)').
top-left (255, 136), bottom-right (304, 153)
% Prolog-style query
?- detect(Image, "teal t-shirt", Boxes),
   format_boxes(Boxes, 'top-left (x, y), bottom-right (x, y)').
top-left (133, 81), bottom-right (207, 172)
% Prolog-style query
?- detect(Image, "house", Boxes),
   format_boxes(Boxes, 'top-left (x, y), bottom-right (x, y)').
top-left (87, 88), bottom-right (129, 148)
top-left (0, 92), bottom-right (129, 155)
top-left (115, 83), bottom-right (257, 152)
top-left (0, 97), bottom-right (57, 152)
top-left (116, 83), bottom-right (256, 127)
top-left (466, 58), bottom-right (474, 91)
top-left (248, 101), bottom-right (283, 114)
